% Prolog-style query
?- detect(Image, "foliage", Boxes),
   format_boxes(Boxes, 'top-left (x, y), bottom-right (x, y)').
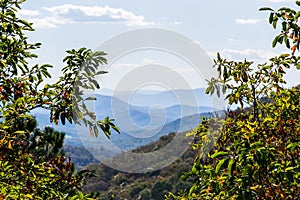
top-left (139, 188), bottom-right (151, 200)
top-left (167, 2), bottom-right (300, 200)
top-left (0, 0), bottom-right (118, 199)
top-left (82, 132), bottom-right (196, 200)
top-left (151, 181), bottom-right (172, 200)
top-left (0, 117), bottom-right (100, 199)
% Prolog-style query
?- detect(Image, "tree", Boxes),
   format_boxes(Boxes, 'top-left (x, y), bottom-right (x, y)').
top-left (151, 181), bottom-right (172, 200)
top-left (167, 2), bottom-right (300, 199)
top-left (0, 0), bottom-right (118, 199)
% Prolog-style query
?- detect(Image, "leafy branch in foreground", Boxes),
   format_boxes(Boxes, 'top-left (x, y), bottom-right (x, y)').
top-left (0, 0), bottom-right (119, 199)
top-left (167, 2), bottom-right (300, 200)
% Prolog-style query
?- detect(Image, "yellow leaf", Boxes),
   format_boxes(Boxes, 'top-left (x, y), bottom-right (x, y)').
top-left (24, 194), bottom-right (33, 199)
top-left (0, 60), bottom-right (6, 68)
top-left (206, 185), bottom-right (211, 193)
top-left (243, 135), bottom-right (249, 140)
top-left (8, 141), bottom-right (12, 149)
top-left (250, 185), bottom-right (259, 191)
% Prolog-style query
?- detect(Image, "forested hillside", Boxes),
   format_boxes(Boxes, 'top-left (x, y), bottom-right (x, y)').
top-left (81, 132), bottom-right (196, 200)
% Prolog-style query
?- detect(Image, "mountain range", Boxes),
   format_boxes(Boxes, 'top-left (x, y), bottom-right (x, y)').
top-left (33, 88), bottom-right (215, 153)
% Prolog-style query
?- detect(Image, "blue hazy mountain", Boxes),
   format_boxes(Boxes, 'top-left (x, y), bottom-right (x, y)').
top-left (33, 88), bottom-right (215, 150)
top-left (93, 93), bottom-right (213, 131)
top-left (109, 113), bottom-right (211, 151)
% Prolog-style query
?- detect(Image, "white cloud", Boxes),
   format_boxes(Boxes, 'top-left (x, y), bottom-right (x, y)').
top-left (235, 18), bottom-right (262, 25)
top-left (209, 48), bottom-right (277, 60)
top-left (40, 4), bottom-right (154, 27)
top-left (28, 16), bottom-right (73, 28)
top-left (18, 4), bottom-right (154, 28)
top-left (18, 9), bottom-right (40, 17)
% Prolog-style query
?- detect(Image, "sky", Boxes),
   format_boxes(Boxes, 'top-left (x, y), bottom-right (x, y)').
top-left (18, 0), bottom-right (300, 91)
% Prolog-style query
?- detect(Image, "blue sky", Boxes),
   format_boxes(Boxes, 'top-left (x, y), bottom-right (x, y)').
top-left (19, 0), bottom-right (299, 90)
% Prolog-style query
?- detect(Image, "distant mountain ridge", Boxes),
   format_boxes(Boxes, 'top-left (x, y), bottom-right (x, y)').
top-left (33, 88), bottom-right (215, 152)
top-left (109, 113), bottom-right (211, 151)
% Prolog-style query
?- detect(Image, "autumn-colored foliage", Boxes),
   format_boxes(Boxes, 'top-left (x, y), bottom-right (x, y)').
top-left (168, 2), bottom-right (300, 200)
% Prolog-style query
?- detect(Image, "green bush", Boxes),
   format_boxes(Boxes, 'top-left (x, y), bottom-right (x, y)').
top-left (167, 2), bottom-right (300, 200)
top-left (139, 188), bottom-right (151, 200)
top-left (151, 181), bottom-right (172, 200)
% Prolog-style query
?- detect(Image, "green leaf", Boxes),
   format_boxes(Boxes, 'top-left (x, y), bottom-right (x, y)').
top-left (296, 1), bottom-right (300, 6)
top-left (278, 7), bottom-right (292, 12)
top-left (95, 70), bottom-right (108, 75)
top-left (69, 195), bottom-right (79, 200)
top-left (278, 35), bottom-right (284, 44)
top-left (287, 142), bottom-right (298, 152)
top-left (206, 86), bottom-right (212, 94)
top-left (285, 167), bottom-right (294, 171)
top-left (295, 11), bottom-right (300, 19)
top-left (269, 13), bottom-right (274, 24)
top-left (284, 37), bottom-right (291, 48)
top-left (282, 22), bottom-right (287, 31)
top-left (110, 123), bottom-right (120, 134)
top-left (61, 113), bottom-right (66, 125)
top-left (217, 52), bottom-right (221, 60)
top-left (228, 159), bottom-right (235, 177)
top-left (273, 18), bottom-right (278, 29)
top-left (216, 158), bottom-right (228, 174)
top-left (0, 60), bottom-right (6, 68)
top-left (84, 96), bottom-right (97, 101)
top-left (211, 151), bottom-right (228, 159)
top-left (272, 36), bottom-right (278, 48)
top-left (180, 173), bottom-right (189, 181)
top-left (259, 7), bottom-right (274, 12)
top-left (13, 131), bottom-right (26, 134)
